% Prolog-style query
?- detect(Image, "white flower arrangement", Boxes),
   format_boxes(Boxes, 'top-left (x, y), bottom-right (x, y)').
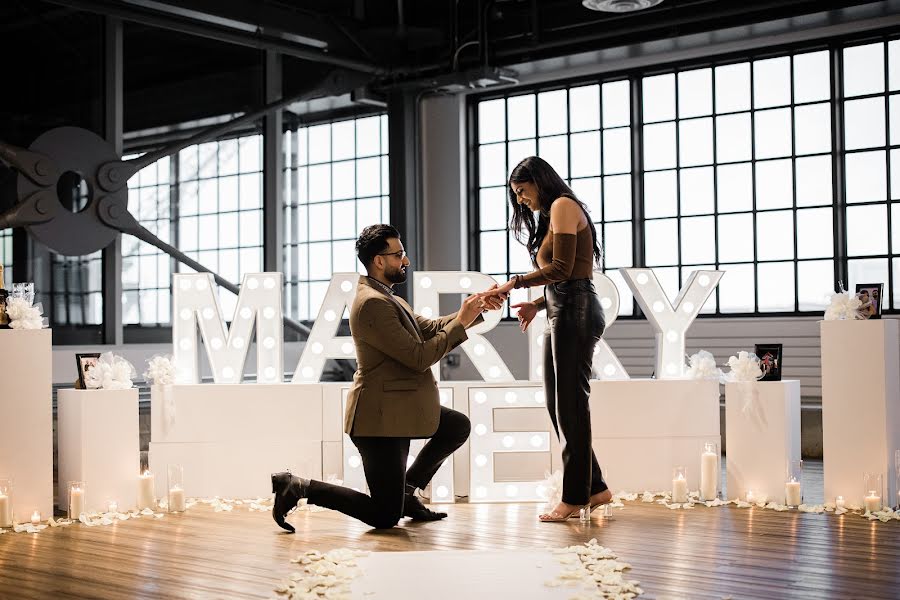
top-left (539, 469), bottom-right (564, 509)
top-left (84, 352), bottom-right (136, 390)
top-left (824, 289), bottom-right (863, 321)
top-left (6, 297), bottom-right (47, 330)
top-left (724, 351), bottom-right (763, 382)
top-left (685, 350), bottom-right (724, 381)
top-left (143, 355), bottom-right (177, 386)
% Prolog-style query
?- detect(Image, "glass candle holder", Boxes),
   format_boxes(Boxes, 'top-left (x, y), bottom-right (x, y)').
top-left (699, 441), bottom-right (720, 501)
top-left (785, 460), bottom-right (803, 507)
top-left (138, 470), bottom-right (156, 510)
top-left (68, 481), bottom-right (86, 521)
top-left (30, 510), bottom-right (41, 525)
top-left (672, 466), bottom-right (689, 503)
top-left (0, 479), bottom-right (12, 528)
top-left (863, 472), bottom-right (883, 513)
top-left (167, 464), bottom-right (185, 513)
top-left (835, 495), bottom-right (846, 509)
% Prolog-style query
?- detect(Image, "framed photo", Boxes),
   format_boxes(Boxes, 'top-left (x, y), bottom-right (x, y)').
top-left (855, 283), bottom-right (884, 320)
top-left (754, 343), bottom-right (783, 382)
top-left (75, 353), bottom-right (101, 389)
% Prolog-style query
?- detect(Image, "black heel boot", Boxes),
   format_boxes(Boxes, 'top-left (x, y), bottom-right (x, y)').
top-left (271, 471), bottom-right (309, 533)
top-left (403, 483), bottom-right (448, 521)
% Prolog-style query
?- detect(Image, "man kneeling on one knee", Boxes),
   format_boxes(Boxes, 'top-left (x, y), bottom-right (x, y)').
top-left (271, 224), bottom-right (505, 531)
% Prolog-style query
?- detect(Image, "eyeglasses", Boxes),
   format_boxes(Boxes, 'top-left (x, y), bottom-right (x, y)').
top-left (377, 250), bottom-right (407, 260)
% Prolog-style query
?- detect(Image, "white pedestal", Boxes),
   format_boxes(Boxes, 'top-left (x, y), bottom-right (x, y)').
top-left (821, 320), bottom-right (900, 507)
top-left (149, 383), bottom-right (324, 498)
top-left (590, 379), bottom-right (721, 493)
top-left (0, 329), bottom-right (53, 521)
top-left (725, 380), bottom-right (801, 503)
top-left (57, 389), bottom-right (140, 513)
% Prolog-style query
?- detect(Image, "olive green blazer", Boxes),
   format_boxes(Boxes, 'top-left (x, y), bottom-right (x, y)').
top-left (343, 276), bottom-right (469, 438)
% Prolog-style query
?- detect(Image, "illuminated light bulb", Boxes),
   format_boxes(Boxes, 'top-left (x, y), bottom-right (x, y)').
top-left (221, 367), bottom-right (235, 380)
top-left (488, 366), bottom-right (501, 378)
top-left (436, 486), bottom-right (449, 498)
top-left (603, 364), bottom-right (617, 376)
top-left (536, 484), bottom-right (547, 498)
top-left (179, 279), bottom-right (191, 291)
top-left (682, 302), bottom-right (695, 313)
top-left (348, 455), bottom-right (361, 469)
top-left (179, 309), bottom-right (191, 320)
top-left (474, 391), bottom-right (487, 404)
top-left (264, 367), bottom-right (276, 380)
top-left (474, 424), bottom-right (487, 436)
top-left (246, 278), bottom-right (259, 290)
top-left (535, 365), bottom-right (543, 377)
top-left (505, 485), bottom-right (518, 498)
top-left (407, 455), bottom-right (417, 468)
top-left (502, 435), bottom-right (515, 448)
top-left (232, 337), bottom-right (245, 349)
top-left (698, 274), bottom-right (711, 287)
top-left (439, 391), bottom-right (451, 405)
top-left (311, 342), bottom-right (324, 354)
top-left (240, 307), bottom-right (252, 320)
top-left (473, 344), bottom-right (486, 356)
top-left (196, 278), bottom-right (208, 291)
top-left (459, 277), bottom-right (472, 289)
top-left (263, 277), bottom-right (276, 289)
top-left (341, 342), bottom-right (354, 355)
top-left (263, 307), bottom-right (275, 319)
top-left (263, 337), bottom-right (276, 350)
top-left (179, 338), bottom-right (192, 350)
top-left (534, 391), bottom-right (545, 404)
top-left (202, 307), bottom-right (215, 320)
top-left (593, 346), bottom-right (600, 355)
top-left (324, 310), bottom-right (337, 322)
top-left (636, 273), bottom-right (649, 285)
top-left (340, 280), bottom-right (353, 292)
top-left (475, 454), bottom-right (488, 467)
top-left (653, 301), bottom-right (665, 313)
top-left (210, 338), bottom-right (223, 350)
top-left (666, 330), bottom-right (678, 342)
top-left (536, 336), bottom-right (544, 347)
top-left (666, 363), bottom-right (678, 375)
top-left (301, 367), bottom-right (314, 379)
top-left (420, 276), bottom-right (432, 289)
top-left (475, 486), bottom-right (487, 498)
top-left (600, 297), bottom-right (612, 309)
top-left (530, 435), bottom-right (543, 448)
top-left (504, 392), bottom-right (518, 404)
top-left (421, 306), bottom-right (433, 318)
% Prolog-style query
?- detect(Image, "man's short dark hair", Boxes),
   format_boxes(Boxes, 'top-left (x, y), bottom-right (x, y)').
top-left (356, 224), bottom-right (400, 268)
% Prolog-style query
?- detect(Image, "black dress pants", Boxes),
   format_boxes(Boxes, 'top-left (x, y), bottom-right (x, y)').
top-left (305, 405), bottom-right (470, 528)
top-left (544, 279), bottom-right (607, 505)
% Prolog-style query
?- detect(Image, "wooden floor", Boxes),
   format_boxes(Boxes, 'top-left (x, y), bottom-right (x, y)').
top-left (1, 464), bottom-right (898, 599)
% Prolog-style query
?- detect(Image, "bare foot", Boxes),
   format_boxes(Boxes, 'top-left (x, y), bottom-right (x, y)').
top-left (538, 501), bottom-right (582, 522)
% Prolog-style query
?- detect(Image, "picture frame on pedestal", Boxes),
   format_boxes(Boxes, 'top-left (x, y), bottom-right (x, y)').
top-left (75, 353), bottom-right (101, 389)
top-left (754, 343), bottom-right (783, 381)
top-left (855, 283), bottom-right (883, 319)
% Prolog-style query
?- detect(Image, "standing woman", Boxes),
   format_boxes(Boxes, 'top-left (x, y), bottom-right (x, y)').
top-left (483, 156), bottom-right (611, 522)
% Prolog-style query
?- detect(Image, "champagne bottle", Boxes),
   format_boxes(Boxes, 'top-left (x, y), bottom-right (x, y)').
top-left (0, 265), bottom-right (9, 329)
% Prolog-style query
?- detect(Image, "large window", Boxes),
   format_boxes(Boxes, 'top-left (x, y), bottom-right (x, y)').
top-left (642, 49), bottom-right (833, 313)
top-left (473, 37), bottom-right (900, 317)
top-left (282, 114), bottom-right (390, 321)
top-left (0, 230), bottom-right (11, 284)
top-left (841, 40), bottom-right (900, 309)
top-left (123, 155), bottom-right (173, 325)
top-left (475, 83), bottom-right (635, 316)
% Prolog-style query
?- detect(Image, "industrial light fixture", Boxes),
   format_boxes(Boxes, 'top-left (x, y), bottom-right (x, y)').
top-left (582, 0), bottom-right (664, 12)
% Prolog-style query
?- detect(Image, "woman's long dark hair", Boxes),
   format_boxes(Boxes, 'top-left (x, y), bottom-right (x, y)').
top-left (507, 156), bottom-right (602, 268)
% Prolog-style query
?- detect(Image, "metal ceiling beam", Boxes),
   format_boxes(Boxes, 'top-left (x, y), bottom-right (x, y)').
top-left (45, 0), bottom-right (384, 75)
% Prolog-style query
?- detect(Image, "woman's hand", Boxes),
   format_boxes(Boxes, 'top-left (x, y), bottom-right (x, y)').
top-left (511, 301), bottom-right (538, 332)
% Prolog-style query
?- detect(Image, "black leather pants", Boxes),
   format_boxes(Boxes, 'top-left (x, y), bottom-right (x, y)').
top-left (544, 279), bottom-right (607, 505)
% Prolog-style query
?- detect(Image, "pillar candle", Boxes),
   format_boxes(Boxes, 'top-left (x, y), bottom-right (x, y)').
top-left (30, 510), bottom-right (41, 525)
top-left (108, 501), bottom-right (118, 514)
top-left (746, 490), bottom-right (756, 504)
top-left (785, 481), bottom-right (801, 506)
top-left (138, 472), bottom-right (156, 510)
top-left (672, 475), bottom-right (688, 503)
top-left (864, 491), bottom-right (881, 513)
top-left (0, 494), bottom-right (11, 528)
top-left (699, 450), bottom-right (718, 500)
top-left (835, 496), bottom-right (845, 509)
top-left (69, 487), bottom-right (85, 519)
top-left (169, 486), bottom-right (186, 512)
